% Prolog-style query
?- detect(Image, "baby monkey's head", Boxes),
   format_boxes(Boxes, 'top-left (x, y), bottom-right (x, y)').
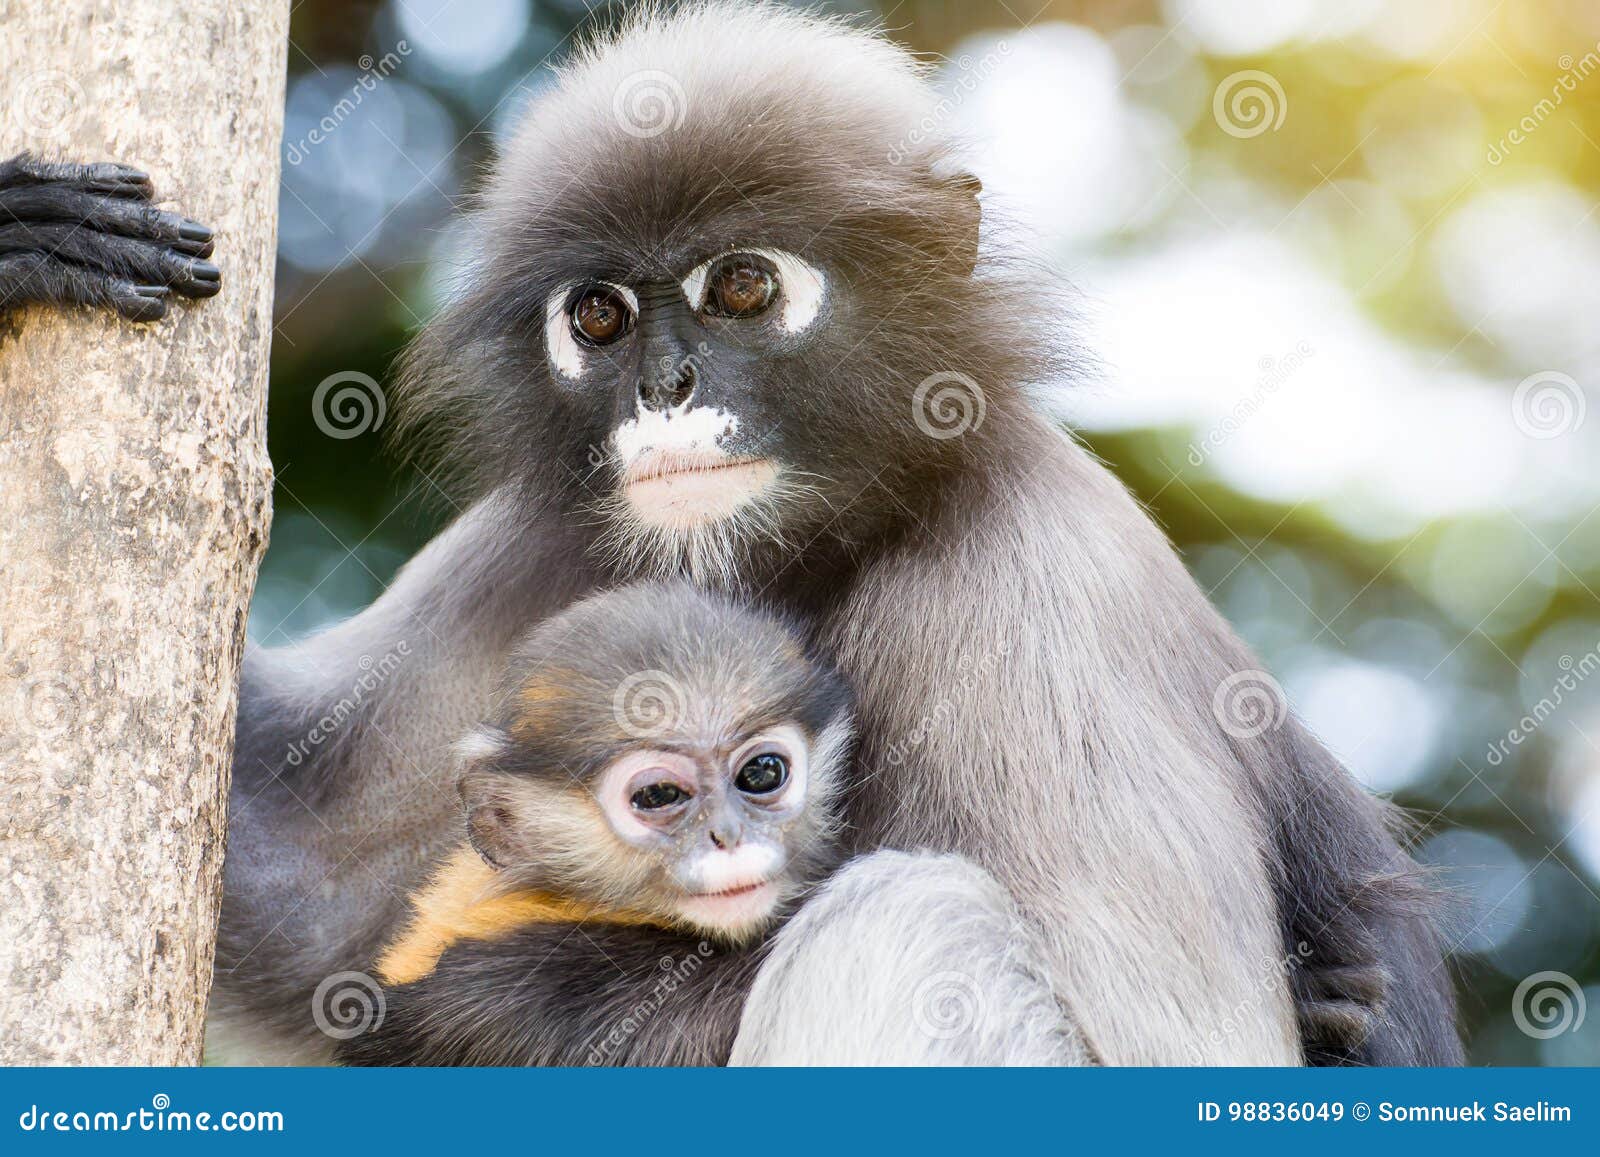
top-left (456, 581), bottom-right (853, 943)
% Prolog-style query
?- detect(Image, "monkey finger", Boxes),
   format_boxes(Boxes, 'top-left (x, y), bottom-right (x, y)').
top-left (0, 153), bottom-right (154, 199)
top-left (0, 184), bottom-right (213, 246)
top-left (0, 222), bottom-right (220, 299)
top-left (0, 250), bottom-right (170, 322)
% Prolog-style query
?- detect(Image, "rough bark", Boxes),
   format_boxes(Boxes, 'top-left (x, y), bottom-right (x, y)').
top-left (0, 0), bottom-right (285, 1063)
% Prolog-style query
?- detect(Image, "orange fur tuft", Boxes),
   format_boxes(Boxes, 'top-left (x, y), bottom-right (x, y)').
top-left (377, 846), bottom-right (660, 985)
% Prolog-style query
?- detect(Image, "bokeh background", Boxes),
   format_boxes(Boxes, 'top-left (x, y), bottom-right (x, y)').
top-left (260, 0), bottom-right (1600, 1064)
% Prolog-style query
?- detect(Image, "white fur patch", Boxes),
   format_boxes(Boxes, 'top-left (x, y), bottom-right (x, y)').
top-left (545, 286), bottom-right (586, 379)
top-left (545, 282), bottom-right (639, 379)
top-left (681, 248), bottom-right (826, 334)
top-left (613, 401), bottom-right (740, 463)
top-left (682, 842), bottom-right (784, 894)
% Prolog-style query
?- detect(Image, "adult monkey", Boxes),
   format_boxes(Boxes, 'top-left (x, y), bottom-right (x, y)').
top-left (5, 3), bottom-right (1458, 1064)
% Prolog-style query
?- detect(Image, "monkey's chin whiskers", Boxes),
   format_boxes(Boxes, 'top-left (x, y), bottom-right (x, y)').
top-left (588, 461), bottom-right (823, 591)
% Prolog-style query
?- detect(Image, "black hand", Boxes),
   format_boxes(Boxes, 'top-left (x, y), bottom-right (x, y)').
top-left (0, 152), bottom-right (220, 323)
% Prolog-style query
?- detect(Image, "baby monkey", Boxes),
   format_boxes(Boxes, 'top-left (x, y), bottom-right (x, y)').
top-left (339, 581), bottom-right (853, 1066)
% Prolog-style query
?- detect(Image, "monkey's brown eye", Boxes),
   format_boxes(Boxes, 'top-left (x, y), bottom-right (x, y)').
top-left (570, 285), bottom-right (634, 346)
top-left (703, 255), bottom-right (778, 319)
top-left (734, 753), bottom-right (788, 795)
top-left (631, 781), bottom-right (689, 811)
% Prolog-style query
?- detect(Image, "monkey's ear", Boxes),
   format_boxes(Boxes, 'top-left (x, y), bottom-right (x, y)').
top-left (934, 167), bottom-right (982, 278)
top-left (454, 727), bottom-right (517, 869)
top-left (459, 767), bottom-right (520, 870)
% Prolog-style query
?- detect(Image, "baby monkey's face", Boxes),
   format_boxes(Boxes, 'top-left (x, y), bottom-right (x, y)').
top-left (589, 721), bottom-right (817, 937)
top-left (458, 719), bottom-right (832, 943)
top-left (456, 582), bottom-right (850, 944)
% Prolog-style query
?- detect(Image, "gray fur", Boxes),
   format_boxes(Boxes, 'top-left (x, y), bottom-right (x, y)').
top-left (730, 851), bottom-right (1090, 1065)
top-left (211, 1), bottom-right (1458, 1066)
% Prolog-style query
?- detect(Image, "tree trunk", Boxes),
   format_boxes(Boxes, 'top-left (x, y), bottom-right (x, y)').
top-left (0, 0), bottom-right (285, 1064)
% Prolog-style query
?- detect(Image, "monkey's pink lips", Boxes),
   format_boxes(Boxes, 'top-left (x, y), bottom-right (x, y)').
top-left (624, 450), bottom-right (770, 485)
top-left (696, 881), bottom-right (769, 900)
top-left (622, 452), bottom-right (779, 529)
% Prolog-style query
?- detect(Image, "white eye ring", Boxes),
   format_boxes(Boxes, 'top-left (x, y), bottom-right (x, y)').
top-left (545, 282), bottom-right (639, 379)
top-left (680, 248), bottom-right (826, 334)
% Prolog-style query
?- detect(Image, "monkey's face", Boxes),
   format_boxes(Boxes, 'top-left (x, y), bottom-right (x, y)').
top-left (399, 40), bottom-right (1041, 587)
top-left (535, 238), bottom-right (924, 586)
top-left (545, 248), bottom-right (828, 541)
top-left (459, 720), bottom-right (835, 943)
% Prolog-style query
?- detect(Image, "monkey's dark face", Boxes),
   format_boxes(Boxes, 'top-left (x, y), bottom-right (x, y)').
top-left (397, 27), bottom-right (1046, 587)
top-left (543, 244), bottom-right (840, 573)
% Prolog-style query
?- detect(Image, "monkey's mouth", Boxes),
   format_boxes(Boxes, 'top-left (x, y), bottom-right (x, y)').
top-left (677, 878), bottom-right (781, 933)
top-left (622, 451), bottom-right (779, 529)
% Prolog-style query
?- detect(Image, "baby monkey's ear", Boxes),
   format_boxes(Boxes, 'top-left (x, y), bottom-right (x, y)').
top-left (453, 727), bottom-right (519, 869)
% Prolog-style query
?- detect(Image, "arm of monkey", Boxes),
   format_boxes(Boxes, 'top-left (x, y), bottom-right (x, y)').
top-left (338, 921), bottom-right (764, 1067)
top-left (0, 153), bottom-right (219, 322)
top-left (1268, 719), bottom-right (1461, 1065)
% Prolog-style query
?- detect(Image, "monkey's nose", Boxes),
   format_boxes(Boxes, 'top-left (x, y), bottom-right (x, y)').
top-left (639, 358), bottom-right (696, 411)
top-left (708, 824), bottom-right (740, 850)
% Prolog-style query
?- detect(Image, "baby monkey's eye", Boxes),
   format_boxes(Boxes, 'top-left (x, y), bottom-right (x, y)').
top-left (734, 752), bottom-right (788, 795)
top-left (631, 781), bottom-right (689, 811)
top-left (703, 254), bottom-right (778, 319)
top-left (569, 285), bottom-right (634, 346)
